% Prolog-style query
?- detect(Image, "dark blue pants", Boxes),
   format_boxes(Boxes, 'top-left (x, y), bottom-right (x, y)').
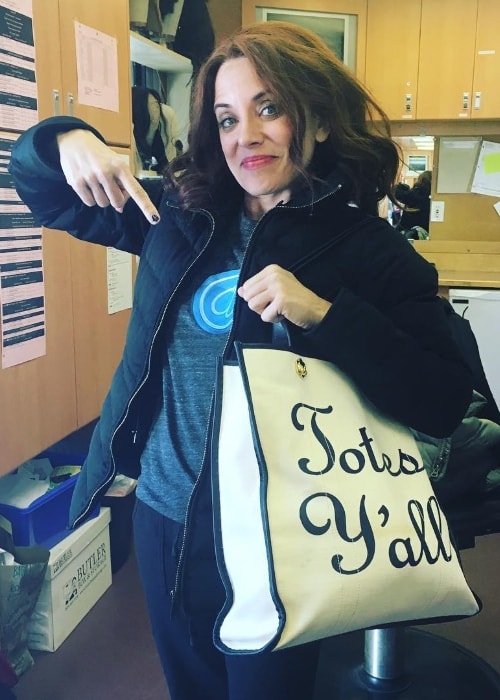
top-left (133, 498), bottom-right (320, 700)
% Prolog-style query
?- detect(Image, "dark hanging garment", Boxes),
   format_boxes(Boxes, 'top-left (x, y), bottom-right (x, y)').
top-left (173, 0), bottom-right (215, 77)
top-left (160, 0), bottom-right (177, 14)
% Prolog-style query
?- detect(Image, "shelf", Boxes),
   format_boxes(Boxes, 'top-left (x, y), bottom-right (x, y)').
top-left (129, 31), bottom-right (192, 74)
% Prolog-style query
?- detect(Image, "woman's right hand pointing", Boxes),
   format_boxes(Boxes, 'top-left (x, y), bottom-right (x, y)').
top-left (57, 129), bottom-right (160, 225)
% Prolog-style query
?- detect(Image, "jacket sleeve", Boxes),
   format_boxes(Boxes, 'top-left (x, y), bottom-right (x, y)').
top-left (8, 116), bottom-right (161, 255)
top-left (298, 223), bottom-right (473, 439)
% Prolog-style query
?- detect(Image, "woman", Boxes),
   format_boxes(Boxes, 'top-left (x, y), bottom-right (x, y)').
top-left (9, 22), bottom-right (472, 700)
top-left (394, 169), bottom-right (432, 234)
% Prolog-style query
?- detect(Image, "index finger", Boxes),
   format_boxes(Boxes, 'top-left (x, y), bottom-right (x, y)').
top-left (119, 170), bottom-right (161, 224)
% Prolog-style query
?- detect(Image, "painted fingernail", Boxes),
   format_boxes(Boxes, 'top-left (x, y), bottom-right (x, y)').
top-left (152, 214), bottom-right (160, 222)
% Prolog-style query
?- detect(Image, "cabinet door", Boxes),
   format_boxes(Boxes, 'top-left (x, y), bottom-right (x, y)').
top-left (32, 0), bottom-right (63, 120)
top-left (417, 0), bottom-right (477, 120)
top-left (472, 0), bottom-right (500, 118)
top-left (69, 238), bottom-right (134, 426)
top-left (365, 0), bottom-right (421, 120)
top-left (0, 228), bottom-right (78, 475)
top-left (57, 0), bottom-right (132, 146)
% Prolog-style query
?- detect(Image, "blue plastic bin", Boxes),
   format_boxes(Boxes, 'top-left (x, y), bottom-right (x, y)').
top-left (0, 435), bottom-right (98, 548)
top-left (0, 419), bottom-right (133, 568)
top-left (0, 474), bottom-right (80, 548)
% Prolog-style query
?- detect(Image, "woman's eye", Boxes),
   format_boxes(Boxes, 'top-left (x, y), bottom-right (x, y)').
top-left (218, 116), bottom-right (236, 130)
top-left (261, 103), bottom-right (279, 118)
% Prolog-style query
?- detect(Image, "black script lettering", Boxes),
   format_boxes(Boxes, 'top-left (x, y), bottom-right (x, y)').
top-left (379, 505), bottom-right (389, 527)
top-left (300, 493), bottom-right (375, 574)
top-left (291, 403), bottom-right (334, 475)
top-left (398, 450), bottom-right (424, 475)
top-left (357, 427), bottom-right (422, 477)
top-left (388, 496), bottom-right (453, 568)
top-left (339, 448), bottom-right (365, 474)
top-left (357, 426), bottom-right (391, 473)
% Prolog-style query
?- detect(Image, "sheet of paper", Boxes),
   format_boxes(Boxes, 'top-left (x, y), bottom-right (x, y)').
top-left (0, 132), bottom-right (46, 368)
top-left (75, 21), bottom-right (119, 112)
top-left (106, 247), bottom-right (132, 314)
top-left (0, 0), bottom-right (38, 131)
top-left (471, 140), bottom-right (500, 197)
top-left (436, 137), bottom-right (481, 194)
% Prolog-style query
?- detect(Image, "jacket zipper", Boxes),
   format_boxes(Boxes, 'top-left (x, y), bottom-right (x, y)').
top-left (79, 181), bottom-right (344, 575)
top-left (169, 183), bottom-right (345, 603)
top-left (72, 205), bottom-right (216, 529)
top-left (169, 211), bottom-right (265, 603)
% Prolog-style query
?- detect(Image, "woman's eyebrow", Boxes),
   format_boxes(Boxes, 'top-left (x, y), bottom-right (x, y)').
top-left (214, 91), bottom-right (270, 111)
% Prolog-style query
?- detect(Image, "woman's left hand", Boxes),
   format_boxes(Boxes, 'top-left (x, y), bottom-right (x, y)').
top-left (238, 264), bottom-right (332, 329)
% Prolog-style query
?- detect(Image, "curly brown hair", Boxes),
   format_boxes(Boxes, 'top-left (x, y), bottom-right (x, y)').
top-left (166, 21), bottom-right (400, 215)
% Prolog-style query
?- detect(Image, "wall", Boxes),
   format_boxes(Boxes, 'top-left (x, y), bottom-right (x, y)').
top-left (392, 121), bottom-right (500, 243)
top-left (241, 0), bottom-right (367, 81)
top-left (430, 135), bottom-right (500, 243)
top-left (208, 0), bottom-right (242, 41)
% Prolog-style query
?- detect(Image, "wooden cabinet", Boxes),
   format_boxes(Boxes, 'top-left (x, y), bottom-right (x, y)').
top-left (471, 0), bottom-right (500, 118)
top-left (416, 0), bottom-right (478, 120)
top-left (33, 1), bottom-right (135, 426)
top-left (0, 2), bottom-right (135, 475)
top-left (365, 0), bottom-right (500, 121)
top-left (417, 0), bottom-right (500, 120)
top-left (31, 0), bottom-right (63, 123)
top-left (365, 0), bottom-right (422, 120)
top-left (0, 227), bottom-right (78, 475)
top-left (33, 0), bottom-right (132, 146)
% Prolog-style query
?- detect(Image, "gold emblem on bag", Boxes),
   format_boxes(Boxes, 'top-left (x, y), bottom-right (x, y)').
top-left (295, 357), bottom-right (307, 379)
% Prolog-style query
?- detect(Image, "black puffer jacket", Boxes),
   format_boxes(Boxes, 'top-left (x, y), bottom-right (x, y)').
top-left (9, 116), bottom-right (473, 611)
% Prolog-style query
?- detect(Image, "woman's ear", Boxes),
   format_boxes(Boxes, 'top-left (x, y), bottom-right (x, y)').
top-left (315, 125), bottom-right (330, 143)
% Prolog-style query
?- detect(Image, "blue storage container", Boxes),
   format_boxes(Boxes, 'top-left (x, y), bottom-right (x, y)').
top-left (0, 419), bottom-right (133, 569)
top-left (0, 427), bottom-right (99, 548)
top-left (0, 474), bottom-right (82, 548)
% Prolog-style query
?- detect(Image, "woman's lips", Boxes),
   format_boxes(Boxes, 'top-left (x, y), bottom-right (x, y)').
top-left (241, 155), bottom-right (276, 169)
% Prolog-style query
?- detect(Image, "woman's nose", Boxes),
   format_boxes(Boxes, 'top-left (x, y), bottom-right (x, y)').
top-left (237, 116), bottom-right (263, 146)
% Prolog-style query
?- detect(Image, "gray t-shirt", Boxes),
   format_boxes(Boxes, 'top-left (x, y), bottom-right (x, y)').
top-left (136, 212), bottom-right (256, 522)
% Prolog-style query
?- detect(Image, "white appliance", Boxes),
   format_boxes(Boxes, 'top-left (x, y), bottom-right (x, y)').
top-left (448, 288), bottom-right (500, 410)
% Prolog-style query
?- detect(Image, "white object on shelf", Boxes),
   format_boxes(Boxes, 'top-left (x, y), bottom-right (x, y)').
top-left (130, 30), bottom-right (192, 73)
top-left (162, 0), bottom-right (184, 41)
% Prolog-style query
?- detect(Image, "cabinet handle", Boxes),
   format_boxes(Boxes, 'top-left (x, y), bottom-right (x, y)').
top-left (462, 92), bottom-right (470, 110)
top-left (52, 89), bottom-right (60, 116)
top-left (474, 92), bottom-right (482, 110)
top-left (67, 93), bottom-right (74, 117)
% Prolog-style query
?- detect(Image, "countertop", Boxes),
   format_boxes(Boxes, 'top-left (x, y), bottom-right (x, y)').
top-left (437, 270), bottom-right (500, 289)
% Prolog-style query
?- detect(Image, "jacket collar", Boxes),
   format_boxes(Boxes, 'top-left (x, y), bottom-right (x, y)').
top-left (164, 169), bottom-right (352, 247)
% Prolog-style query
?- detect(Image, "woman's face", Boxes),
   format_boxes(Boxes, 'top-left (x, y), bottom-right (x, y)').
top-left (214, 57), bottom-right (328, 220)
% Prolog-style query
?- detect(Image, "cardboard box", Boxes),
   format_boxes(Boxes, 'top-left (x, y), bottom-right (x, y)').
top-left (28, 508), bottom-right (112, 652)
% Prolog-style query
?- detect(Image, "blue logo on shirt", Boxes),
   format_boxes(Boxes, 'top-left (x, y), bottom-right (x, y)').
top-left (192, 270), bottom-right (239, 333)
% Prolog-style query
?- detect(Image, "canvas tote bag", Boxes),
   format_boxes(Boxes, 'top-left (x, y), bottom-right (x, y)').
top-left (211, 340), bottom-right (480, 654)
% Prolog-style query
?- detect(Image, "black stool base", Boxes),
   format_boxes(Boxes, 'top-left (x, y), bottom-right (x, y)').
top-left (314, 628), bottom-right (500, 699)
